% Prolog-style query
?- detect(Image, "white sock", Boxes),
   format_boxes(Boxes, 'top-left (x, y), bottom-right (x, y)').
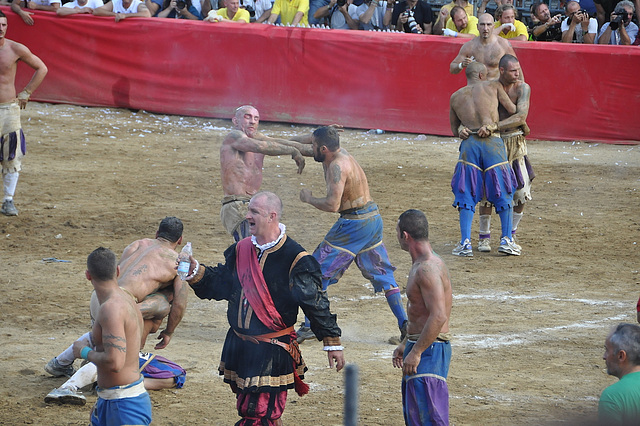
top-left (57, 332), bottom-right (93, 366)
top-left (479, 215), bottom-right (491, 238)
top-left (61, 362), bottom-right (97, 392)
top-left (513, 212), bottom-right (523, 234)
top-left (3, 172), bottom-right (18, 201)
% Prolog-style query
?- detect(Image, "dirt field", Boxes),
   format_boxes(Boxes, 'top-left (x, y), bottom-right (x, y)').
top-left (1, 102), bottom-right (638, 425)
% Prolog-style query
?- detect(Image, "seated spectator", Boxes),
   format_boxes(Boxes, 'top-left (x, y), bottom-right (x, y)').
top-left (433, 0), bottom-right (472, 29)
top-left (57, 0), bottom-right (104, 16)
top-left (93, 0), bottom-right (152, 21)
top-left (529, 2), bottom-right (563, 41)
top-left (356, 0), bottom-right (390, 30)
top-left (156, 0), bottom-right (201, 18)
top-left (146, 0), bottom-right (203, 16)
top-left (597, 0), bottom-right (637, 44)
top-left (267, 0), bottom-right (309, 25)
top-left (598, 323), bottom-right (640, 425)
top-left (313, 0), bottom-right (359, 29)
top-left (561, 0), bottom-right (597, 43)
top-left (435, 5), bottom-right (478, 37)
top-left (390, 0), bottom-right (432, 34)
top-left (11, 0), bottom-right (61, 25)
top-left (240, 0), bottom-right (272, 22)
top-left (494, 4), bottom-right (528, 41)
top-left (210, 0), bottom-right (248, 20)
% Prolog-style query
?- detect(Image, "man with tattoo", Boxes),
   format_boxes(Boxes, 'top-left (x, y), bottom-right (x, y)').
top-left (220, 105), bottom-right (306, 242)
top-left (72, 247), bottom-right (152, 425)
top-left (296, 126), bottom-right (408, 343)
top-left (44, 217), bottom-right (188, 401)
top-left (392, 209), bottom-right (452, 425)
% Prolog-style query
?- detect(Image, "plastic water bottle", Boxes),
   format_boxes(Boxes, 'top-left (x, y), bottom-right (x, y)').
top-left (177, 242), bottom-right (192, 280)
top-left (367, 129), bottom-right (385, 134)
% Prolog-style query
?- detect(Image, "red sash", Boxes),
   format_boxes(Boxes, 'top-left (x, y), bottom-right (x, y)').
top-left (236, 238), bottom-right (286, 331)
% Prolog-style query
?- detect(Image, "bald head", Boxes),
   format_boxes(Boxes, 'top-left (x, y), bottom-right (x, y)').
top-left (252, 191), bottom-right (283, 220)
top-left (466, 61), bottom-right (487, 81)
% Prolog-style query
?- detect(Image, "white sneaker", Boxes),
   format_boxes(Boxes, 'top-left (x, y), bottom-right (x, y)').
top-left (452, 239), bottom-right (473, 257)
top-left (511, 235), bottom-right (522, 251)
top-left (44, 387), bottom-right (86, 405)
top-left (498, 237), bottom-right (521, 256)
top-left (477, 238), bottom-right (491, 252)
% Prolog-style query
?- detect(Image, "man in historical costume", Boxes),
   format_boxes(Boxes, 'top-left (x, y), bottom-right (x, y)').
top-left (186, 191), bottom-right (345, 425)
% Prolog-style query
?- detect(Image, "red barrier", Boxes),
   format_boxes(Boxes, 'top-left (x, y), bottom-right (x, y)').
top-left (5, 7), bottom-right (640, 143)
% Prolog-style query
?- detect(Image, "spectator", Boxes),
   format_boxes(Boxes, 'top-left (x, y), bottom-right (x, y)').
top-left (390, 0), bottom-right (433, 34)
top-left (356, 0), bottom-right (389, 30)
top-left (313, 0), bottom-right (359, 29)
top-left (594, 0), bottom-right (623, 27)
top-left (156, 0), bottom-right (202, 18)
top-left (529, 2), bottom-right (563, 41)
top-left (478, 0), bottom-right (517, 18)
top-left (435, 5), bottom-right (478, 37)
top-left (562, 0), bottom-right (598, 43)
top-left (598, 323), bottom-right (640, 425)
top-left (597, 0), bottom-right (637, 44)
top-left (494, 4), bottom-right (528, 41)
top-left (210, 0), bottom-right (249, 20)
top-left (240, 0), bottom-right (272, 22)
top-left (267, 0), bottom-right (309, 25)
top-left (93, 0), bottom-right (152, 21)
top-left (147, 0), bottom-right (203, 16)
top-left (433, 0), bottom-right (472, 30)
top-left (57, 0), bottom-right (104, 16)
top-left (11, 0), bottom-right (61, 25)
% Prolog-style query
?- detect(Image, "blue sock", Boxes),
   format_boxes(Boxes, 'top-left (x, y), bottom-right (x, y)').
top-left (385, 288), bottom-right (408, 328)
top-left (459, 208), bottom-right (474, 243)
top-left (498, 207), bottom-right (513, 240)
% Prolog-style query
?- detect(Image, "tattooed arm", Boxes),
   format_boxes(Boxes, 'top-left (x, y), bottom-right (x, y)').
top-left (155, 276), bottom-right (188, 349)
top-left (300, 158), bottom-right (347, 212)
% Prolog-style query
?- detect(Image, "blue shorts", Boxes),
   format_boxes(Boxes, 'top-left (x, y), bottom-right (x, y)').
top-left (91, 377), bottom-right (152, 426)
top-left (451, 135), bottom-right (516, 213)
top-left (312, 202), bottom-right (397, 293)
top-left (402, 340), bottom-right (451, 426)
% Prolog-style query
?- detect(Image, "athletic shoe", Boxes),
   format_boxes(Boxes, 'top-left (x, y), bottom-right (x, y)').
top-left (511, 235), bottom-right (522, 251)
top-left (477, 238), bottom-right (491, 252)
top-left (0, 200), bottom-right (18, 216)
top-left (44, 357), bottom-right (76, 378)
top-left (296, 324), bottom-right (316, 344)
top-left (498, 237), bottom-right (521, 256)
top-left (44, 387), bottom-right (86, 406)
top-left (452, 239), bottom-right (473, 257)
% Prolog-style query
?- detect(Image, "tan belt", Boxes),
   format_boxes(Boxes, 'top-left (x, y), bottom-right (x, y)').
top-left (222, 195), bottom-right (251, 206)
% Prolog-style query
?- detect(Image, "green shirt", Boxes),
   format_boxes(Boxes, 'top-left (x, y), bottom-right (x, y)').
top-left (599, 371), bottom-right (640, 425)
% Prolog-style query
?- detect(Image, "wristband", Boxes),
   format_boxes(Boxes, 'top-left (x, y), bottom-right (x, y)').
top-left (80, 346), bottom-right (92, 360)
top-left (323, 345), bottom-right (344, 351)
top-left (17, 90), bottom-right (30, 101)
top-left (454, 31), bottom-right (458, 37)
top-left (458, 62), bottom-right (463, 70)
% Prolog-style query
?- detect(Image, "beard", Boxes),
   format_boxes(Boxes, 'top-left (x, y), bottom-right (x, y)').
top-left (313, 152), bottom-right (325, 162)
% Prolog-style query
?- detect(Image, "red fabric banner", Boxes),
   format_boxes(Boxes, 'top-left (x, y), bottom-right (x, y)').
top-left (5, 7), bottom-right (640, 143)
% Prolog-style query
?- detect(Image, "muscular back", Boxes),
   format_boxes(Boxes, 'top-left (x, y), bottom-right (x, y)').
top-left (220, 131), bottom-right (265, 197)
top-left (450, 82), bottom-right (501, 130)
top-left (118, 238), bottom-right (179, 301)
top-left (329, 149), bottom-right (373, 211)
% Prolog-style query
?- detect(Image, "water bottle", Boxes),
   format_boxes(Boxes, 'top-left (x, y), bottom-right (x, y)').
top-left (177, 242), bottom-right (192, 280)
top-left (367, 129), bottom-right (385, 134)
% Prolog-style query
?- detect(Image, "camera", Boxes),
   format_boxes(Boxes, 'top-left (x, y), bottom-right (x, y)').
top-left (176, 0), bottom-right (186, 9)
top-left (404, 10), bottom-right (419, 33)
top-left (337, 0), bottom-right (347, 7)
top-left (567, 9), bottom-right (588, 25)
top-left (244, 4), bottom-right (255, 16)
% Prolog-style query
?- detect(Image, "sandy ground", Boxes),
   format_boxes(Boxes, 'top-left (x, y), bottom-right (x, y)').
top-left (0, 102), bottom-right (638, 425)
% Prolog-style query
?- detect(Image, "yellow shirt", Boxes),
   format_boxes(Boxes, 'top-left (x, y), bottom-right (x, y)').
top-left (435, 1), bottom-right (474, 25)
top-left (494, 19), bottom-right (528, 40)
top-left (218, 7), bottom-right (251, 22)
top-left (445, 14), bottom-right (478, 35)
top-left (271, 0), bottom-right (309, 25)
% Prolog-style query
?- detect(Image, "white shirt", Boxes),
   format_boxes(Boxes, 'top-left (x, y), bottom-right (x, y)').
top-left (329, 3), bottom-right (359, 29)
top-left (62, 0), bottom-right (104, 8)
top-left (561, 16), bottom-right (597, 42)
top-left (29, 0), bottom-right (62, 4)
top-left (112, 0), bottom-right (143, 13)
top-left (241, 0), bottom-right (272, 19)
top-left (356, 1), bottom-right (387, 30)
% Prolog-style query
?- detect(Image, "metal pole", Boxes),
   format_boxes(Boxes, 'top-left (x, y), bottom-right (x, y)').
top-left (344, 364), bottom-right (359, 426)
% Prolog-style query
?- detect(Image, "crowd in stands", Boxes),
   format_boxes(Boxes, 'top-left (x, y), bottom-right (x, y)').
top-left (6, 0), bottom-right (640, 44)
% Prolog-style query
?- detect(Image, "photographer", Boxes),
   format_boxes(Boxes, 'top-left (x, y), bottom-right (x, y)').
top-left (561, 0), bottom-right (597, 43)
top-left (240, 0), bottom-right (272, 22)
top-left (357, 0), bottom-right (389, 31)
top-left (313, 0), bottom-right (359, 29)
top-left (597, 1), bottom-right (638, 44)
top-left (390, 0), bottom-right (433, 34)
top-left (156, 0), bottom-right (201, 18)
top-left (529, 2), bottom-right (563, 41)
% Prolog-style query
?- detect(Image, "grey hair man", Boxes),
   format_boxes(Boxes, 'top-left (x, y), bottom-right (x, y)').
top-left (597, 0), bottom-right (638, 45)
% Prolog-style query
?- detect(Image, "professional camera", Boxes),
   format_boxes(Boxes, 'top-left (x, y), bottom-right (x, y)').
top-left (176, 0), bottom-right (187, 9)
top-left (404, 9), bottom-right (419, 33)
top-left (609, 11), bottom-right (629, 30)
top-left (337, 0), bottom-right (347, 7)
top-left (242, 1), bottom-right (256, 16)
top-left (567, 9), bottom-right (588, 25)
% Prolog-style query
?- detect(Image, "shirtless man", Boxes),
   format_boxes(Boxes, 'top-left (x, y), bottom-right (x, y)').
top-left (475, 54), bottom-right (532, 253)
top-left (220, 105), bottom-right (305, 241)
top-left (72, 248), bottom-right (152, 425)
top-left (0, 10), bottom-right (47, 216)
top-left (296, 126), bottom-right (408, 343)
top-left (449, 61), bottom-right (520, 257)
top-left (449, 13), bottom-right (518, 80)
top-left (44, 217), bottom-right (187, 381)
top-left (392, 209), bottom-right (452, 426)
